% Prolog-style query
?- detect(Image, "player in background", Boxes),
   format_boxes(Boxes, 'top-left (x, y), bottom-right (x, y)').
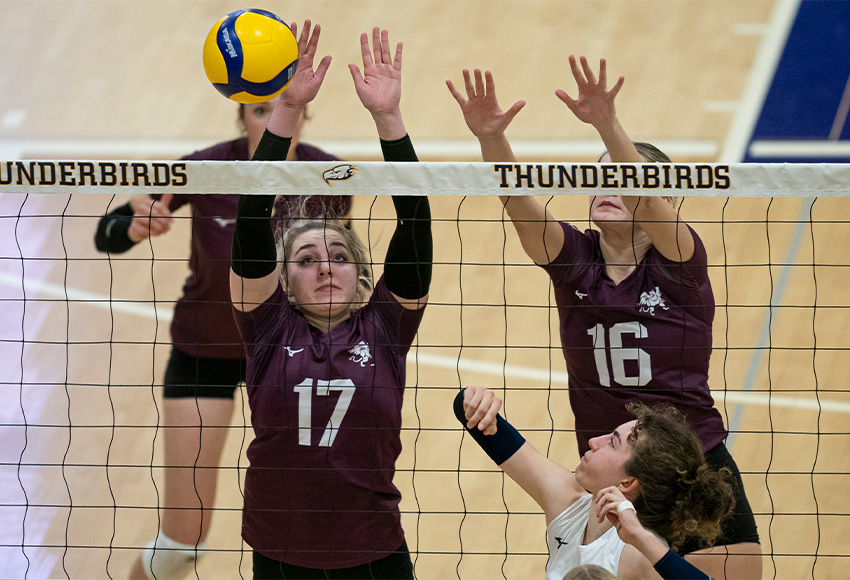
top-left (94, 69), bottom-right (348, 580)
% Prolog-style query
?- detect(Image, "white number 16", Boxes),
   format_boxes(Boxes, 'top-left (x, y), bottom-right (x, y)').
top-left (587, 322), bottom-right (652, 387)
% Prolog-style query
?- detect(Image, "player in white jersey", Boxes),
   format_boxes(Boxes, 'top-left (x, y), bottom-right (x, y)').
top-left (455, 386), bottom-right (733, 580)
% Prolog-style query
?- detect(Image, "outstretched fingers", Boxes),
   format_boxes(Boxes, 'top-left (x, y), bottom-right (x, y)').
top-left (359, 30), bottom-right (372, 68)
top-left (393, 38), bottom-right (403, 71)
top-left (554, 88), bottom-right (576, 109)
top-left (609, 74), bottom-right (625, 99)
top-left (580, 55), bottom-right (597, 86)
top-left (569, 54), bottom-right (586, 88)
top-left (474, 68), bottom-right (486, 98)
top-left (446, 77), bottom-right (466, 106)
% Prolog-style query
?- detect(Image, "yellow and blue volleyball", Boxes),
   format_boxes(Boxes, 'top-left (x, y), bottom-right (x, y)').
top-left (202, 9), bottom-right (298, 104)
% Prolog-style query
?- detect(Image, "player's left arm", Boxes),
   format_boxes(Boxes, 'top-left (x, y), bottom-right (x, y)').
top-left (351, 28), bottom-right (431, 310)
top-left (622, 195), bottom-right (695, 262)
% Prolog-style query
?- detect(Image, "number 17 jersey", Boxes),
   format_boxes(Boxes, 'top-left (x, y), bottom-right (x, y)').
top-left (542, 222), bottom-right (727, 456)
top-left (233, 277), bottom-right (425, 568)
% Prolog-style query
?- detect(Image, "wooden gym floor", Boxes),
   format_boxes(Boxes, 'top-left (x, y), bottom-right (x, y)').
top-left (1, 1), bottom-right (849, 579)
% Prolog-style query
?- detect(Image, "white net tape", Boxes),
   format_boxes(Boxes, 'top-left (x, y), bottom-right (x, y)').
top-left (2, 160), bottom-right (850, 196)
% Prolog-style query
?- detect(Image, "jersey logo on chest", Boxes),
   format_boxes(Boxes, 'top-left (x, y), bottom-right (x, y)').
top-left (637, 286), bottom-right (669, 316)
top-left (212, 217), bottom-right (237, 228)
top-left (348, 341), bottom-right (373, 367)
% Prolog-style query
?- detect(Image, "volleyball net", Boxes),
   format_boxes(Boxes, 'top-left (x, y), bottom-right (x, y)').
top-left (1, 160), bottom-right (848, 579)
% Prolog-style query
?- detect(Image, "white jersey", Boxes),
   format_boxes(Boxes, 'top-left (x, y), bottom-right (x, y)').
top-left (545, 495), bottom-right (625, 580)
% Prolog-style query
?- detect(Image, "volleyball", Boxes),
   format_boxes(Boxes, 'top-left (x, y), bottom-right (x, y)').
top-left (202, 9), bottom-right (299, 104)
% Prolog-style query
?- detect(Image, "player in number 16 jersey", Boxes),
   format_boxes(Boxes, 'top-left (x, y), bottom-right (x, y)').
top-left (448, 55), bottom-right (761, 578)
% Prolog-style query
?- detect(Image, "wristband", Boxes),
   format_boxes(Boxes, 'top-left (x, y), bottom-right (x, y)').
top-left (616, 500), bottom-right (636, 515)
top-left (453, 389), bottom-right (525, 465)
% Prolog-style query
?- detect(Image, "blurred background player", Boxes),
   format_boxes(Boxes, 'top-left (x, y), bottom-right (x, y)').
top-left (447, 56), bottom-right (761, 579)
top-left (94, 78), bottom-right (348, 580)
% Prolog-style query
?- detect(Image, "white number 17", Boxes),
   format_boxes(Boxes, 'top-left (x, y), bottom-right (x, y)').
top-left (293, 378), bottom-right (355, 447)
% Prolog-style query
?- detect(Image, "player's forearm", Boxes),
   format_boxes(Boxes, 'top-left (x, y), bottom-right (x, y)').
top-left (372, 110), bottom-right (407, 141)
top-left (629, 528), bottom-right (670, 565)
top-left (265, 103), bottom-right (305, 140)
top-left (452, 389), bottom-right (525, 465)
top-left (381, 135), bottom-right (432, 299)
top-left (94, 203), bottom-right (137, 254)
top-left (654, 551), bottom-right (711, 580)
top-left (594, 117), bottom-right (643, 163)
top-left (478, 133), bottom-right (517, 163)
top-left (231, 130), bottom-right (287, 279)
top-left (500, 197), bottom-right (564, 265)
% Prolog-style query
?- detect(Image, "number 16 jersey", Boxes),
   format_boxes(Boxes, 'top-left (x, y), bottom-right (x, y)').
top-left (542, 222), bottom-right (726, 456)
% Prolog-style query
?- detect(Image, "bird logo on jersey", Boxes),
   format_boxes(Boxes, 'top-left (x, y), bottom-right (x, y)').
top-left (322, 164), bottom-right (358, 186)
top-left (348, 341), bottom-right (373, 367)
top-left (638, 286), bottom-right (669, 316)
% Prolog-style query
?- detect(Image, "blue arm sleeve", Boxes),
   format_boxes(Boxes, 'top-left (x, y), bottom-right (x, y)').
top-left (654, 550), bottom-right (712, 580)
top-left (453, 389), bottom-right (525, 465)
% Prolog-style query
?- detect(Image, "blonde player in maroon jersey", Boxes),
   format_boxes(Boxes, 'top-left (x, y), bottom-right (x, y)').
top-left (447, 56), bottom-right (760, 579)
top-left (231, 23), bottom-right (431, 578)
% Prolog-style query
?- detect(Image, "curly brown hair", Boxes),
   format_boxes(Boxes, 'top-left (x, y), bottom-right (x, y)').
top-left (624, 402), bottom-right (735, 551)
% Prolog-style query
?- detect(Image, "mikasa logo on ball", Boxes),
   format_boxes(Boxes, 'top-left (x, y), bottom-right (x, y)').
top-left (221, 29), bottom-right (238, 58)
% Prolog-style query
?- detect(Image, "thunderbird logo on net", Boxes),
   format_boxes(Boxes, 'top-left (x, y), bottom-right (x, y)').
top-left (322, 164), bottom-right (358, 186)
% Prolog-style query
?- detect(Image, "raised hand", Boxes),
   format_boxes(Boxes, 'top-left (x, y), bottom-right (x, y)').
top-left (127, 194), bottom-right (173, 242)
top-left (555, 55), bottom-right (624, 129)
top-left (280, 20), bottom-right (332, 110)
top-left (462, 385), bottom-right (502, 436)
top-left (446, 69), bottom-right (525, 140)
top-left (349, 27), bottom-right (405, 139)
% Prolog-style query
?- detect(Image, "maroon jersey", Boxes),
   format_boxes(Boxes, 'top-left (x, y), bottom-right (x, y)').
top-left (542, 222), bottom-right (726, 455)
top-left (233, 277), bottom-right (425, 568)
top-left (167, 139), bottom-right (341, 359)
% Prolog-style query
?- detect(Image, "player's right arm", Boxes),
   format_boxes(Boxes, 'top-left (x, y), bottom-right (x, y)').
top-left (454, 386), bottom-right (585, 524)
top-left (231, 20), bottom-right (331, 312)
top-left (447, 69), bottom-right (564, 264)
